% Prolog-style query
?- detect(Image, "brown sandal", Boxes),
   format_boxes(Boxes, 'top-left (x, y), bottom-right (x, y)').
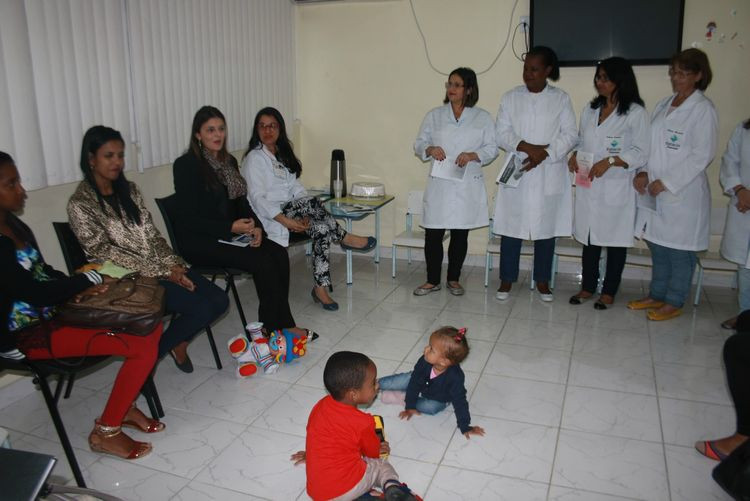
top-left (89, 420), bottom-right (152, 460)
top-left (121, 404), bottom-right (165, 434)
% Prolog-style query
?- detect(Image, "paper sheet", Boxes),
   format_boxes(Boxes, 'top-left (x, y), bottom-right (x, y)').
top-left (496, 152), bottom-right (528, 188)
top-left (574, 151), bottom-right (594, 189)
top-left (430, 157), bottom-right (466, 181)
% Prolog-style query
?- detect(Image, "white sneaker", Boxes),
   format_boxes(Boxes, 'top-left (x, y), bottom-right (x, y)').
top-left (539, 292), bottom-right (554, 302)
top-left (495, 290), bottom-right (510, 301)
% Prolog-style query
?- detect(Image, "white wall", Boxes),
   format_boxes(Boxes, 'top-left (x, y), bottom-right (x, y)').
top-left (295, 0), bottom-right (750, 254)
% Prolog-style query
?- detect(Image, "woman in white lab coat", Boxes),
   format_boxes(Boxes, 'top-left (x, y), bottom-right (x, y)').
top-left (629, 48), bottom-right (718, 321)
top-left (568, 57), bottom-right (649, 310)
top-left (413, 67), bottom-right (498, 296)
top-left (241, 107), bottom-right (375, 311)
top-left (493, 46), bottom-right (578, 301)
top-left (718, 117), bottom-right (750, 329)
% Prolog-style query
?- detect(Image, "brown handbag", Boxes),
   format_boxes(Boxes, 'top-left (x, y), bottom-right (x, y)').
top-left (57, 273), bottom-right (165, 336)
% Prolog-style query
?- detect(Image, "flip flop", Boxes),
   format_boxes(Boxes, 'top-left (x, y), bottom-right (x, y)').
top-left (695, 440), bottom-right (728, 461)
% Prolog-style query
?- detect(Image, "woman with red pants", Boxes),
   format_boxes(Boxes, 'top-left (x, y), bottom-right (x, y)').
top-left (0, 151), bottom-right (163, 460)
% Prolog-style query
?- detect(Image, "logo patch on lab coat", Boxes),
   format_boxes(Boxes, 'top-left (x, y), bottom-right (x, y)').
top-left (606, 136), bottom-right (623, 155)
top-left (665, 129), bottom-right (684, 150)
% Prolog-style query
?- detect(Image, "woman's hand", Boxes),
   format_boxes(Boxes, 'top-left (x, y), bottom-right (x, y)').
top-left (231, 218), bottom-right (255, 234)
top-left (648, 179), bottom-right (667, 197)
top-left (455, 152), bottom-right (479, 167)
top-left (398, 409), bottom-right (421, 420)
top-left (567, 152), bottom-right (579, 173)
top-left (249, 227), bottom-right (263, 246)
top-left (736, 187), bottom-right (750, 213)
top-left (463, 425), bottom-right (486, 439)
top-left (169, 265), bottom-right (195, 291)
top-left (426, 146), bottom-right (446, 161)
top-left (73, 283), bottom-right (109, 303)
top-left (633, 172), bottom-right (649, 194)
top-left (588, 158), bottom-right (611, 180)
top-left (282, 216), bottom-right (310, 233)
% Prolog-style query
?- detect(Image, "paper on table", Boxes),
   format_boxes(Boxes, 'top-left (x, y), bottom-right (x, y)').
top-left (430, 157), bottom-right (466, 181)
top-left (574, 151), bottom-right (594, 189)
top-left (496, 151), bottom-right (528, 188)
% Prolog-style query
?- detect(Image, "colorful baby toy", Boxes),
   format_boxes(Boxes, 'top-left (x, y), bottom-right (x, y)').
top-left (228, 322), bottom-right (309, 377)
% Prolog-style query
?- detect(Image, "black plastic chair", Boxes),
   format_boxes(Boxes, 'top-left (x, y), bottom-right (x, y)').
top-left (155, 195), bottom-right (249, 330)
top-left (51, 222), bottom-right (165, 417)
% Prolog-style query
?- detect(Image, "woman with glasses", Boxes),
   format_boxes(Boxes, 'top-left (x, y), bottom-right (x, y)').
top-left (413, 67), bottom-right (497, 297)
top-left (492, 46), bottom-right (577, 302)
top-left (241, 107), bottom-right (375, 311)
top-left (629, 48), bottom-right (718, 321)
top-left (568, 57), bottom-right (650, 310)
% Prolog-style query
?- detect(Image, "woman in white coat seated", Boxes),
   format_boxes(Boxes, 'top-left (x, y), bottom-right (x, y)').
top-left (629, 48), bottom-right (718, 321)
top-left (493, 46), bottom-right (577, 302)
top-left (568, 57), bottom-right (650, 310)
top-left (412, 67), bottom-right (498, 296)
top-left (718, 117), bottom-right (750, 330)
top-left (241, 107), bottom-right (375, 312)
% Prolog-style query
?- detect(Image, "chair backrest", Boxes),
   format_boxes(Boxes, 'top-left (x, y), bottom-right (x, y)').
top-left (406, 191), bottom-right (424, 216)
top-left (52, 222), bottom-right (88, 275)
top-left (710, 206), bottom-right (727, 236)
top-left (155, 195), bottom-right (182, 255)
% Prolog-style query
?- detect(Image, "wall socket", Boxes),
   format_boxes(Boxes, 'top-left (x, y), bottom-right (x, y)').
top-left (520, 15), bottom-right (529, 33)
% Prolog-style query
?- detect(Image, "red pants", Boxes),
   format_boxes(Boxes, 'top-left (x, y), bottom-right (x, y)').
top-left (24, 324), bottom-right (162, 426)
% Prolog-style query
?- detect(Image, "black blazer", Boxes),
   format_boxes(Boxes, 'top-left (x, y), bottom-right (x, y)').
top-left (172, 152), bottom-right (263, 252)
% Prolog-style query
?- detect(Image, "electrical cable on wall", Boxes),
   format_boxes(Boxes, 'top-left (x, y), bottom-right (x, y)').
top-left (409, 0), bottom-right (521, 76)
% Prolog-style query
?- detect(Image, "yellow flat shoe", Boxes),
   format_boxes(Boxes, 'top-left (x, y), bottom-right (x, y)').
top-left (627, 299), bottom-right (665, 310)
top-left (647, 308), bottom-right (682, 321)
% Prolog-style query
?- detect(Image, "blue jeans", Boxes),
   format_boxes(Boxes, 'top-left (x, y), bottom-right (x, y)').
top-left (646, 240), bottom-right (697, 308)
top-left (500, 236), bottom-right (556, 283)
top-left (738, 266), bottom-right (750, 313)
top-left (378, 371), bottom-right (448, 415)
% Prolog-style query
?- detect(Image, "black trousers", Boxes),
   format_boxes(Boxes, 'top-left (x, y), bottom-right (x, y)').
top-left (424, 228), bottom-right (469, 285)
top-left (182, 238), bottom-right (296, 332)
top-left (581, 243), bottom-right (627, 296)
top-left (724, 319), bottom-right (750, 435)
top-left (158, 270), bottom-right (229, 358)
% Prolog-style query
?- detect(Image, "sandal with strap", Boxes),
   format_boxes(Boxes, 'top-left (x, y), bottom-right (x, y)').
top-left (121, 403), bottom-right (165, 433)
top-left (695, 440), bottom-right (728, 461)
top-left (89, 420), bottom-right (152, 460)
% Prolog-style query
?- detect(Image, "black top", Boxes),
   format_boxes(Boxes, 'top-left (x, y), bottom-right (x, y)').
top-left (0, 215), bottom-right (92, 351)
top-left (172, 152), bottom-right (263, 252)
top-left (405, 355), bottom-right (472, 433)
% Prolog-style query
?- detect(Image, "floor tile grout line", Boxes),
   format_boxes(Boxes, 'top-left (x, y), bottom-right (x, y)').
top-left (648, 305), bottom-right (674, 501)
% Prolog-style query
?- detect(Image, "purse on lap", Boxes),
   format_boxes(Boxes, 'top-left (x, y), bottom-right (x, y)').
top-left (57, 273), bottom-right (165, 336)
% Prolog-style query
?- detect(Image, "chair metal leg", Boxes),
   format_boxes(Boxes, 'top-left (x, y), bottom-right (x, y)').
top-left (205, 326), bottom-right (222, 370)
top-left (550, 255), bottom-right (558, 290)
top-left (141, 374), bottom-right (163, 419)
top-left (63, 373), bottom-right (76, 399)
top-left (53, 374), bottom-right (65, 403)
top-left (694, 263), bottom-right (703, 306)
top-left (33, 371), bottom-right (87, 487)
top-left (484, 252), bottom-right (490, 287)
top-left (407, 248), bottom-right (412, 265)
top-left (392, 245), bottom-right (396, 278)
top-left (228, 275), bottom-right (248, 328)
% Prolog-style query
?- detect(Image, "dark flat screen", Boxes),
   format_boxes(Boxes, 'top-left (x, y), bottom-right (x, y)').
top-left (530, 0), bottom-right (685, 66)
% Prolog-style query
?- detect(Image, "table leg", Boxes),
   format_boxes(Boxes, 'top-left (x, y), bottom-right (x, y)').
top-left (346, 219), bottom-right (353, 284)
top-left (375, 208), bottom-right (381, 263)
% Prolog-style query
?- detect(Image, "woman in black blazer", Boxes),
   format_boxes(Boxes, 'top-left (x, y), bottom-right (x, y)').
top-left (173, 106), bottom-right (308, 338)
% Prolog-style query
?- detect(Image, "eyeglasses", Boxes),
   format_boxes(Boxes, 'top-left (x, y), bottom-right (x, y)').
top-left (258, 123), bottom-right (279, 131)
top-left (668, 68), bottom-right (694, 79)
top-left (445, 82), bottom-right (465, 89)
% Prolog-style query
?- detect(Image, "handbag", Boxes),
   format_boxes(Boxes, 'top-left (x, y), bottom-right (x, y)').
top-left (713, 439), bottom-right (750, 500)
top-left (57, 273), bottom-right (165, 336)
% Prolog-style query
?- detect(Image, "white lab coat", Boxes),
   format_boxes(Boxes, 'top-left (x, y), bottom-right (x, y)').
top-left (573, 103), bottom-right (650, 247)
top-left (241, 145), bottom-right (307, 247)
top-left (635, 91), bottom-right (718, 251)
top-left (720, 121), bottom-right (750, 266)
top-left (492, 84), bottom-right (578, 239)
top-left (414, 104), bottom-right (498, 229)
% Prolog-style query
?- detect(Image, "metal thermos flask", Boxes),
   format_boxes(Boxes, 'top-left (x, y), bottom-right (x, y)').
top-left (329, 149), bottom-right (347, 197)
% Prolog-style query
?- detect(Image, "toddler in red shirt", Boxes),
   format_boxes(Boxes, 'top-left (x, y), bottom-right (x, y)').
top-left (291, 351), bottom-right (417, 500)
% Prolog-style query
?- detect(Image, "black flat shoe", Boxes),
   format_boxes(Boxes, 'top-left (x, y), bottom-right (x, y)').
top-left (169, 350), bottom-right (194, 373)
top-left (304, 328), bottom-right (320, 341)
top-left (311, 288), bottom-right (339, 311)
top-left (340, 236), bottom-right (377, 252)
top-left (569, 293), bottom-right (592, 305)
top-left (593, 300), bottom-right (608, 310)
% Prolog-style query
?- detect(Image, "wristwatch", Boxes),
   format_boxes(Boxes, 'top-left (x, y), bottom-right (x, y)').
top-left (608, 156), bottom-right (616, 166)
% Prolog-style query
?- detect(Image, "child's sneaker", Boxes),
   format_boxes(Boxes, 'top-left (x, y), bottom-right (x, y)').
top-left (384, 481), bottom-right (418, 501)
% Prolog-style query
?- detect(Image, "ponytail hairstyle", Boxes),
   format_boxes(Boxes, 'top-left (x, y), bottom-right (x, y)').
top-left (79, 126), bottom-right (140, 225)
top-left (525, 46), bottom-right (560, 81)
top-left (244, 107), bottom-right (302, 178)
top-left (432, 326), bottom-right (470, 364)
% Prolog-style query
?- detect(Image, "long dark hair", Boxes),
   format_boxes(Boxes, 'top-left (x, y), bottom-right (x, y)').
top-left (79, 126), bottom-right (140, 225)
top-left (589, 57), bottom-right (645, 116)
top-left (744, 118), bottom-right (750, 130)
top-left (442, 67), bottom-right (479, 108)
top-left (0, 152), bottom-right (34, 244)
top-left (525, 46), bottom-right (560, 81)
top-left (243, 107), bottom-right (301, 178)
top-left (188, 105), bottom-right (233, 189)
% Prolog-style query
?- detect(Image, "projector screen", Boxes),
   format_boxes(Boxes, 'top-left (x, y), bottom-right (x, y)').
top-left (530, 0), bottom-right (685, 66)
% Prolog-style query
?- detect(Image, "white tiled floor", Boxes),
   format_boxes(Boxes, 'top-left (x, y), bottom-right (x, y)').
top-left (0, 253), bottom-right (738, 500)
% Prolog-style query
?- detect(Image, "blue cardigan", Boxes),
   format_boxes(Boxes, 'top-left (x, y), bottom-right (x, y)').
top-left (405, 356), bottom-right (471, 433)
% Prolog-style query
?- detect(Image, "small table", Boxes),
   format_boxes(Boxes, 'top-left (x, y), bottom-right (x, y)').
top-left (326, 195), bottom-right (395, 284)
top-left (0, 448), bottom-right (57, 501)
